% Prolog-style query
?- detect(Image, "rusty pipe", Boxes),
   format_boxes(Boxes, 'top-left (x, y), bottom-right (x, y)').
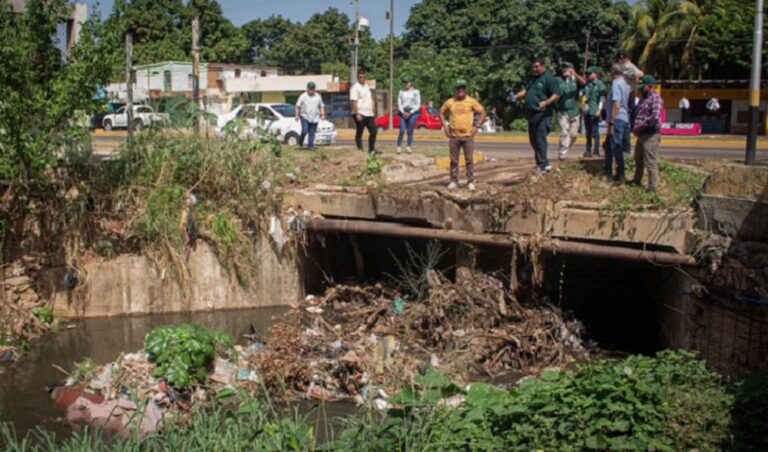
top-left (304, 218), bottom-right (699, 266)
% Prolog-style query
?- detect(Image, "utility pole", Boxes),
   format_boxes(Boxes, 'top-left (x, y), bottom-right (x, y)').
top-left (351, 0), bottom-right (359, 82)
top-left (388, 0), bottom-right (394, 130)
top-left (583, 30), bottom-right (591, 74)
top-left (746, 0), bottom-right (764, 165)
top-left (192, 16), bottom-right (201, 135)
top-left (125, 33), bottom-right (133, 143)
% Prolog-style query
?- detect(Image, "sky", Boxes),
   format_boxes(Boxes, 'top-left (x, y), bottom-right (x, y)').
top-left (80, 0), bottom-right (422, 39)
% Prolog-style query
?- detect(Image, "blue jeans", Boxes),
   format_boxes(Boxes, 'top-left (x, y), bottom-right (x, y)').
top-left (585, 114), bottom-right (601, 155)
top-left (605, 119), bottom-right (629, 179)
top-left (528, 111), bottom-right (553, 169)
top-left (299, 118), bottom-right (318, 150)
top-left (397, 112), bottom-right (421, 147)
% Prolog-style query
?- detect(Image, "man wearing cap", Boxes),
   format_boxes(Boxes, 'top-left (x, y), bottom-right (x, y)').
top-left (616, 51), bottom-right (643, 149)
top-left (509, 57), bottom-right (561, 174)
top-left (439, 80), bottom-right (485, 191)
top-left (631, 75), bottom-right (664, 193)
top-left (350, 70), bottom-right (378, 153)
top-left (583, 66), bottom-right (606, 158)
top-left (397, 76), bottom-right (421, 154)
top-left (556, 62), bottom-right (586, 161)
top-left (295, 81), bottom-right (325, 151)
top-left (605, 63), bottom-right (631, 182)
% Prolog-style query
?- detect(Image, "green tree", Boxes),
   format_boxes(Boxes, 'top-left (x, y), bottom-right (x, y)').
top-left (242, 15), bottom-right (295, 65)
top-left (186, 0), bottom-right (250, 63)
top-left (0, 0), bottom-right (111, 186)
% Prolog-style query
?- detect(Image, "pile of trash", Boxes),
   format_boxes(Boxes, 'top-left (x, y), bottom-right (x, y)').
top-left (52, 345), bottom-right (260, 438)
top-left (247, 271), bottom-right (588, 404)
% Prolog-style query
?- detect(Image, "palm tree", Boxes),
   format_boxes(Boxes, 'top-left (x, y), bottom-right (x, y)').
top-left (659, 0), bottom-right (726, 78)
top-left (622, 0), bottom-right (674, 76)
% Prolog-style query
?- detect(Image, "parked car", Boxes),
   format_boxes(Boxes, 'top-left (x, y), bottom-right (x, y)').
top-left (374, 106), bottom-right (443, 132)
top-left (91, 102), bottom-right (125, 129)
top-left (102, 105), bottom-right (169, 131)
top-left (216, 103), bottom-right (337, 146)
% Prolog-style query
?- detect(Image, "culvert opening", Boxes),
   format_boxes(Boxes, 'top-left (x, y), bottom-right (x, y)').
top-left (304, 230), bottom-right (664, 357)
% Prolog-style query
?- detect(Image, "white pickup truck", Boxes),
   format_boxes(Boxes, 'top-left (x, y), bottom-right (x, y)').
top-left (216, 103), bottom-right (337, 145)
top-left (102, 105), bottom-right (169, 131)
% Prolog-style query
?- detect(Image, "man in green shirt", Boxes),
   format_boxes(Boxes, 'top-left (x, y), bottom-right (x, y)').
top-left (556, 62), bottom-right (586, 161)
top-left (510, 57), bottom-right (561, 173)
top-left (583, 66), bottom-right (606, 158)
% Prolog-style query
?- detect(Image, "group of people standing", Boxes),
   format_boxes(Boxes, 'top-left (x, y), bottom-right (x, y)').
top-left (510, 51), bottom-right (664, 193)
top-left (295, 50), bottom-right (664, 194)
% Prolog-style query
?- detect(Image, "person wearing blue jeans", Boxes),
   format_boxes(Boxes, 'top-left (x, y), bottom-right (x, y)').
top-left (604, 64), bottom-right (631, 182)
top-left (295, 81), bottom-right (325, 150)
top-left (397, 76), bottom-right (421, 154)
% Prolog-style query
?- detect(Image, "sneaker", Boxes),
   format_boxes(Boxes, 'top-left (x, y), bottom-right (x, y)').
top-left (582, 151), bottom-right (593, 158)
top-left (558, 154), bottom-right (567, 161)
top-left (396, 146), bottom-right (402, 154)
top-left (543, 164), bottom-right (553, 172)
top-left (447, 182), bottom-right (458, 190)
top-left (467, 182), bottom-right (476, 192)
top-left (406, 146), bottom-right (413, 154)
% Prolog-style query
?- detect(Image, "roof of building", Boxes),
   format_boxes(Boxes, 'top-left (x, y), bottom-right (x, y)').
top-left (133, 61), bottom-right (209, 70)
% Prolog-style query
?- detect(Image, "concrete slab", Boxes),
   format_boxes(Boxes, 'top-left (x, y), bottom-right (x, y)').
top-left (703, 164), bottom-right (768, 201)
top-left (285, 188), bottom-right (376, 219)
top-left (552, 203), bottom-right (694, 252)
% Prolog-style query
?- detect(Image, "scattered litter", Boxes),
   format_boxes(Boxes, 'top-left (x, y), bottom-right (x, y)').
top-left (269, 216), bottom-right (286, 252)
top-left (210, 357), bottom-right (235, 385)
top-left (305, 306), bottom-right (324, 314)
top-left (372, 398), bottom-right (393, 410)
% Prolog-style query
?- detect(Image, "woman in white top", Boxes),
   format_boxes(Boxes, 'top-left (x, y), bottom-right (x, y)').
top-left (397, 76), bottom-right (422, 154)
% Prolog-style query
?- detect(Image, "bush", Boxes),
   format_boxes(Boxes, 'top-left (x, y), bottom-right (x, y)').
top-left (145, 324), bottom-right (233, 389)
top-left (508, 118), bottom-right (528, 132)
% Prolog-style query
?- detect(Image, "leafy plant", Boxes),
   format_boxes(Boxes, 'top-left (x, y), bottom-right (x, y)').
top-left (73, 357), bottom-right (97, 382)
top-left (31, 307), bottom-right (53, 325)
top-left (366, 153), bottom-right (383, 176)
top-left (145, 324), bottom-right (233, 389)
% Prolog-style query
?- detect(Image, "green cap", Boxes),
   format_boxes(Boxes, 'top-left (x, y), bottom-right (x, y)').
top-left (561, 62), bottom-right (574, 69)
top-left (637, 75), bottom-right (658, 88)
top-left (307, 81), bottom-right (316, 89)
top-left (402, 76), bottom-right (414, 83)
top-left (587, 65), bottom-right (601, 74)
top-left (455, 79), bottom-right (468, 89)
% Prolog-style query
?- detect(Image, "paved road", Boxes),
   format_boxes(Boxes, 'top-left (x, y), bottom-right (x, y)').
top-left (91, 134), bottom-right (768, 161)
top-left (338, 138), bottom-right (768, 161)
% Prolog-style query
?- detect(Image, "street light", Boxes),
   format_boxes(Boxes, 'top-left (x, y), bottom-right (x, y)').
top-left (745, 0), bottom-right (764, 165)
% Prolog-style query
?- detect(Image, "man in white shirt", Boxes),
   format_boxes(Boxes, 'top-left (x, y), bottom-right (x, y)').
top-left (295, 81), bottom-right (325, 150)
top-left (350, 70), bottom-right (378, 153)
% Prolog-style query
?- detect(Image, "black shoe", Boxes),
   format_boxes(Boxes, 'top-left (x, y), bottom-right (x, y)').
top-left (612, 175), bottom-right (625, 184)
top-left (582, 151), bottom-right (593, 158)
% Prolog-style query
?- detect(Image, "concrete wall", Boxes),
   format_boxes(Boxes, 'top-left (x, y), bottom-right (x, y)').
top-left (44, 238), bottom-right (302, 318)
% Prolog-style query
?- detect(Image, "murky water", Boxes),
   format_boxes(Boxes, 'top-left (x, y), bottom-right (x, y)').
top-left (0, 307), bottom-right (288, 436)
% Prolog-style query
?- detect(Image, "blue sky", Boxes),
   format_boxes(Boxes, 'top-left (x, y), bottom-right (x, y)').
top-left (81, 0), bottom-right (421, 39)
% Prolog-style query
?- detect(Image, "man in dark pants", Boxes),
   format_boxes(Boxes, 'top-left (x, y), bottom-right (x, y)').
top-left (350, 71), bottom-right (378, 153)
top-left (582, 66), bottom-right (606, 158)
top-left (510, 58), bottom-right (561, 174)
top-left (605, 64), bottom-right (631, 183)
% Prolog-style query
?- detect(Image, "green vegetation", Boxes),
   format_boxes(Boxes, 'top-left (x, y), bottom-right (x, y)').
top-left (145, 324), bottom-right (233, 389)
top-left (2, 351), bottom-right (765, 451)
top-left (31, 307), bottom-right (53, 325)
top-left (73, 357), bottom-right (98, 383)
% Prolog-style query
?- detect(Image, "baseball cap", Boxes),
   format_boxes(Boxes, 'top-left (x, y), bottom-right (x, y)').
top-left (637, 75), bottom-right (658, 88)
top-left (562, 62), bottom-right (574, 69)
top-left (455, 79), bottom-right (468, 88)
top-left (307, 81), bottom-right (316, 89)
top-left (402, 76), bottom-right (414, 83)
top-left (615, 50), bottom-right (628, 61)
top-left (587, 65), bottom-right (601, 74)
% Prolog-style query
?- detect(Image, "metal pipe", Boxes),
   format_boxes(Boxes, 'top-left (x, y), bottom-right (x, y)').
top-left (305, 219), bottom-right (699, 266)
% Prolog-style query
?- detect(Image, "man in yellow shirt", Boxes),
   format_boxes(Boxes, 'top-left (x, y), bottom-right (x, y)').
top-left (439, 80), bottom-right (485, 191)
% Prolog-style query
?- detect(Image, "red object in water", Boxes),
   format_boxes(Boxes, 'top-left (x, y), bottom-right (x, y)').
top-left (375, 106), bottom-right (443, 131)
top-left (51, 385), bottom-right (105, 412)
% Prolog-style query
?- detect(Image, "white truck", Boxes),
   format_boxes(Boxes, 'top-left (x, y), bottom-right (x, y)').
top-left (216, 103), bottom-right (337, 145)
top-left (102, 105), bottom-right (169, 131)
